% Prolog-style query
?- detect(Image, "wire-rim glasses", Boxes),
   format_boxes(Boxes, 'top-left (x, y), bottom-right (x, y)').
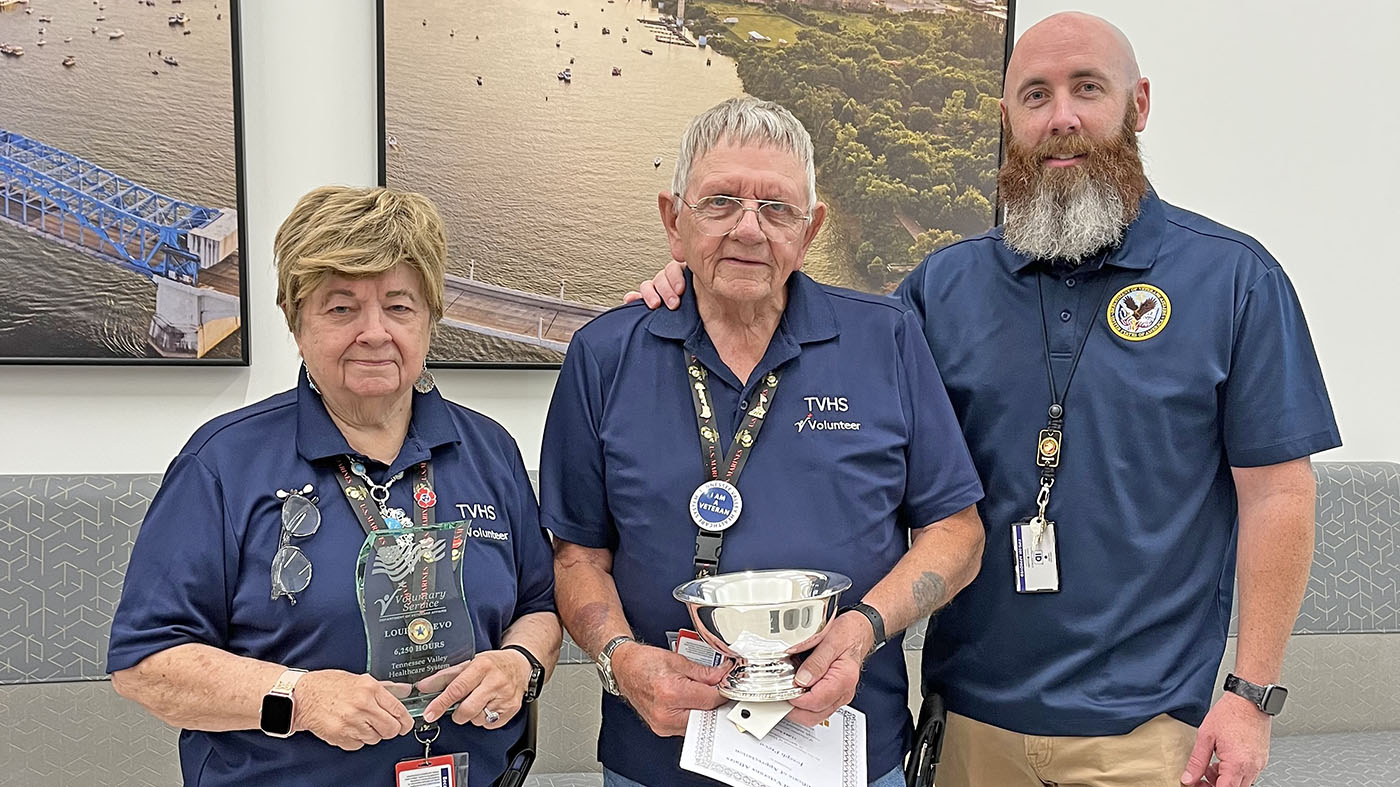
top-left (270, 486), bottom-right (321, 605)
top-left (679, 194), bottom-right (813, 244)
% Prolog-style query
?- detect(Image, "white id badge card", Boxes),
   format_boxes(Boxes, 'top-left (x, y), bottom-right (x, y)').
top-left (1011, 520), bottom-right (1060, 593)
top-left (670, 629), bottom-right (724, 667)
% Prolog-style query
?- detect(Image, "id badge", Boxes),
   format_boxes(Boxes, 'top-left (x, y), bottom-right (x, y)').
top-left (669, 628), bottom-right (724, 667)
top-left (395, 753), bottom-right (467, 787)
top-left (1011, 520), bottom-right (1060, 593)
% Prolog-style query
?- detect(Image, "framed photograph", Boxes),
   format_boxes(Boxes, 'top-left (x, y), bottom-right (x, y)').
top-left (380, 0), bottom-right (1014, 367)
top-left (0, 0), bottom-right (247, 365)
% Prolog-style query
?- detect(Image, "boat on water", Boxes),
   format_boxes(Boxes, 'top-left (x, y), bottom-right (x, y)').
top-left (168, 13), bottom-right (189, 24)
top-left (640, 47), bottom-right (652, 55)
top-left (35, 39), bottom-right (45, 46)
top-left (108, 29), bottom-right (124, 39)
top-left (475, 75), bottom-right (482, 85)
top-left (573, 21), bottom-right (578, 29)
top-left (602, 27), bottom-right (609, 35)
top-left (38, 15), bottom-right (51, 23)
top-left (162, 54), bottom-right (177, 65)
top-left (557, 67), bottom-right (572, 82)
top-left (0, 0), bottom-right (31, 10)
top-left (621, 35), bottom-right (626, 42)
top-left (612, 66), bottom-right (621, 76)
top-left (556, 9), bottom-right (569, 15)
top-left (63, 36), bottom-right (71, 42)
top-left (62, 55), bottom-right (74, 66)
top-left (386, 134), bottom-right (399, 150)
top-left (0, 43), bottom-right (24, 56)
top-left (653, 156), bottom-right (661, 168)
top-left (95, 15), bottom-right (105, 21)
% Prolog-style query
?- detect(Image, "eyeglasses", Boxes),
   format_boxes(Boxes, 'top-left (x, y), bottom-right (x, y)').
top-left (679, 194), bottom-right (812, 244)
top-left (271, 486), bottom-right (321, 605)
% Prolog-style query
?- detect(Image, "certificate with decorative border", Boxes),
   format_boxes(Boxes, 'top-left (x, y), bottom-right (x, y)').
top-left (680, 702), bottom-right (866, 787)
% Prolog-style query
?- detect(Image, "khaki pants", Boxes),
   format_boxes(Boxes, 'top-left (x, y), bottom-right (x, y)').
top-left (938, 710), bottom-right (1199, 787)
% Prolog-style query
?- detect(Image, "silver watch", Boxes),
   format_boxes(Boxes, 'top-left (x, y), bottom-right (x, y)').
top-left (595, 635), bottom-right (635, 696)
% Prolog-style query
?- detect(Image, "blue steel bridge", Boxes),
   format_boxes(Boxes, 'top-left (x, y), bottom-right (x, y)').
top-left (0, 127), bottom-right (242, 357)
top-left (0, 127), bottom-right (223, 285)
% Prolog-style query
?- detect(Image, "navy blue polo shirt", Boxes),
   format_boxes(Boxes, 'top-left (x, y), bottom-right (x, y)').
top-left (107, 370), bottom-right (555, 787)
top-left (896, 190), bottom-right (1340, 736)
top-left (540, 271), bottom-right (983, 786)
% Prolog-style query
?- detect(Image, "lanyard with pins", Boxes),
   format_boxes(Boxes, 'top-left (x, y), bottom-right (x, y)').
top-left (686, 355), bottom-right (782, 579)
top-left (1027, 265), bottom-right (1118, 546)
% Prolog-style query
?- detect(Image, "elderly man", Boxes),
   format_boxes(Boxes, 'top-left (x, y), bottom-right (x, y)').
top-left (542, 97), bottom-right (986, 787)
top-left (636, 13), bottom-right (1340, 787)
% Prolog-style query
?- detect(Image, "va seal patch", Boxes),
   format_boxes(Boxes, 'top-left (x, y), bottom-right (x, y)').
top-left (1107, 284), bottom-right (1170, 341)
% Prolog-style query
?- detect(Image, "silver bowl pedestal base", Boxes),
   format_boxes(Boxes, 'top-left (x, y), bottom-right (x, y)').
top-left (720, 658), bottom-right (805, 702)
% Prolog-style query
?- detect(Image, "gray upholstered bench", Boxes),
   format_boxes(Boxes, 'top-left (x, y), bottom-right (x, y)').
top-left (1, 462), bottom-right (1396, 785)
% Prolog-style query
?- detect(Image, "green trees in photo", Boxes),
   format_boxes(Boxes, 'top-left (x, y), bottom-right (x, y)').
top-left (690, 3), bottom-right (1006, 291)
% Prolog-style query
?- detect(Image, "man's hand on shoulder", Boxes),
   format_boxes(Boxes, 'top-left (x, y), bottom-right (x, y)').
top-left (623, 260), bottom-right (687, 309)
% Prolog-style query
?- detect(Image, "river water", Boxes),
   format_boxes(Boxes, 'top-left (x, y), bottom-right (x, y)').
top-left (383, 0), bottom-right (856, 364)
top-left (0, 0), bottom-right (239, 361)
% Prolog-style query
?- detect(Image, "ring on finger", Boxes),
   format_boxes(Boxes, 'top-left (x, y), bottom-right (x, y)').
top-left (483, 707), bottom-right (500, 724)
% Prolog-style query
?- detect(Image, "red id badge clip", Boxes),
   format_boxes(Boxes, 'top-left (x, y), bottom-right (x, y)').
top-left (396, 754), bottom-right (461, 787)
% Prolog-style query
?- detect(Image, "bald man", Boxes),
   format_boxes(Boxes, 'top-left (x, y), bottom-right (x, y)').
top-left (633, 12), bottom-right (1339, 787)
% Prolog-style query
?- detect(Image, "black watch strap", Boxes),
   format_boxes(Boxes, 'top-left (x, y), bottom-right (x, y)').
top-left (838, 602), bottom-right (887, 654)
top-left (502, 644), bottom-right (544, 703)
top-left (1223, 673), bottom-right (1288, 716)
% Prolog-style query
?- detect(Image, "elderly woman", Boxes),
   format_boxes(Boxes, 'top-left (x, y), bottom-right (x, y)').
top-left (108, 187), bottom-right (560, 787)
top-left (542, 97), bottom-right (987, 787)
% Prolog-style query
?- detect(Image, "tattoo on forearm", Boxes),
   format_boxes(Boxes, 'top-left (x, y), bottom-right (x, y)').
top-left (913, 571), bottom-right (948, 616)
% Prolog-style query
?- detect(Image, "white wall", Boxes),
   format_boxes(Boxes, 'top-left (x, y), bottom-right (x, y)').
top-left (0, 0), bottom-right (1392, 474)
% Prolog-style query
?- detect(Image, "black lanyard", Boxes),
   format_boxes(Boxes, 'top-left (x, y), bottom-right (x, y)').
top-left (1028, 264), bottom-right (1118, 521)
top-left (333, 459), bottom-right (436, 536)
top-left (686, 355), bottom-right (782, 578)
top-left (333, 459), bottom-right (455, 598)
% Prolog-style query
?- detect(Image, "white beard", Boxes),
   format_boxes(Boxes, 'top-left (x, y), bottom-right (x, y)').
top-left (1002, 176), bottom-right (1129, 264)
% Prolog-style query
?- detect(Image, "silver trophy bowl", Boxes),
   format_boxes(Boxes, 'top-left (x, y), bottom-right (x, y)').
top-left (673, 569), bottom-right (853, 701)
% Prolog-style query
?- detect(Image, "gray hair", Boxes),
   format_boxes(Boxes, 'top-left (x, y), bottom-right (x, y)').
top-left (671, 97), bottom-right (817, 211)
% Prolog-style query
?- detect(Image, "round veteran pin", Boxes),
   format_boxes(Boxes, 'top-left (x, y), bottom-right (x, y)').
top-left (690, 479), bottom-right (742, 532)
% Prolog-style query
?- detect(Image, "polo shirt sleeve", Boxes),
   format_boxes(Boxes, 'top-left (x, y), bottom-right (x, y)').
top-left (1222, 266), bottom-right (1341, 467)
top-left (107, 453), bottom-right (233, 673)
top-left (539, 336), bottom-right (615, 549)
top-left (507, 443), bottom-right (557, 619)
top-left (894, 309), bottom-right (985, 528)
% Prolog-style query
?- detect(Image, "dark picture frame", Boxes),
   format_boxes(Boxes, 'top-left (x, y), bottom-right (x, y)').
top-left (0, 0), bottom-right (250, 365)
top-left (379, 0), bottom-right (1015, 368)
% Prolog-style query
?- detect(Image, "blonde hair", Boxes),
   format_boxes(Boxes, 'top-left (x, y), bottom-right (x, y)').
top-left (274, 186), bottom-right (447, 332)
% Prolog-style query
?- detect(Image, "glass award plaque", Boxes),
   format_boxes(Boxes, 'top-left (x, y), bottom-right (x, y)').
top-left (356, 521), bottom-right (476, 717)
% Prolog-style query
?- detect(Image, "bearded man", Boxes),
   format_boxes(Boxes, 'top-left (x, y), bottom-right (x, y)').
top-left (633, 12), bottom-right (1340, 787)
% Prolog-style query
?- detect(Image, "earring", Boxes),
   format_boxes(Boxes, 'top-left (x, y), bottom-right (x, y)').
top-left (414, 365), bottom-right (436, 394)
top-left (304, 363), bottom-right (322, 395)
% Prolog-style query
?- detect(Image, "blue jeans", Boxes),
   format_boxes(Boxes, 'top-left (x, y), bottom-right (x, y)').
top-left (603, 765), bottom-right (905, 787)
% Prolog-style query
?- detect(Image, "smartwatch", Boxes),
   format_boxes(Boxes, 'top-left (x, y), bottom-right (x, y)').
top-left (1223, 673), bottom-right (1288, 716)
top-left (838, 602), bottom-right (888, 655)
top-left (595, 635), bottom-right (635, 696)
top-left (502, 644), bottom-right (545, 704)
top-left (259, 667), bottom-right (307, 738)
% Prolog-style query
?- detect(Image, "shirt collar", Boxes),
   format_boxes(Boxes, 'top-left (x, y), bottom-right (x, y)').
top-left (1004, 187), bottom-right (1166, 274)
top-left (295, 365), bottom-right (460, 470)
top-left (644, 268), bottom-right (840, 347)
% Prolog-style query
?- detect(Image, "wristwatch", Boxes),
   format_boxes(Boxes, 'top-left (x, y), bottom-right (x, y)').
top-left (595, 635), bottom-right (635, 696)
top-left (259, 667), bottom-right (307, 738)
top-left (1223, 673), bottom-right (1288, 716)
top-left (502, 644), bottom-right (545, 704)
top-left (838, 602), bottom-right (888, 655)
